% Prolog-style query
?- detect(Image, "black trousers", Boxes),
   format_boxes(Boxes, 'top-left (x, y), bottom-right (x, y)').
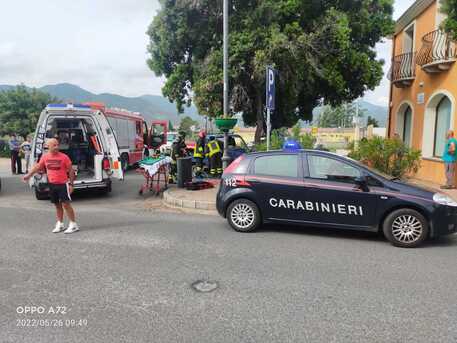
top-left (209, 152), bottom-right (222, 175)
top-left (11, 150), bottom-right (22, 174)
top-left (195, 157), bottom-right (204, 172)
top-left (169, 160), bottom-right (177, 182)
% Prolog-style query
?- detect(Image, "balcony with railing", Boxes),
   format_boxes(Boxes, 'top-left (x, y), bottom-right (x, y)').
top-left (388, 51), bottom-right (416, 88)
top-left (416, 29), bottom-right (457, 73)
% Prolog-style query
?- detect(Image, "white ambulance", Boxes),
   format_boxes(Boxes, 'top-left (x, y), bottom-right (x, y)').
top-left (30, 103), bottom-right (124, 200)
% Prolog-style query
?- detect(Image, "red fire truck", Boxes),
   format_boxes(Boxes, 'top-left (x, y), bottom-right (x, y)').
top-left (149, 120), bottom-right (195, 155)
top-left (85, 103), bottom-right (148, 170)
top-left (149, 120), bottom-right (168, 150)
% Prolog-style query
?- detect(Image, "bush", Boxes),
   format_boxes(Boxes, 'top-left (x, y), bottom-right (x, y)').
top-left (0, 139), bottom-right (9, 158)
top-left (291, 123), bottom-right (316, 149)
top-left (255, 130), bottom-right (285, 151)
top-left (255, 125), bottom-right (316, 152)
top-left (348, 137), bottom-right (421, 178)
top-left (298, 133), bottom-right (316, 149)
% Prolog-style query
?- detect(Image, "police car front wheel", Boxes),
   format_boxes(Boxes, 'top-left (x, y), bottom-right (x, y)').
top-left (227, 199), bottom-right (261, 232)
top-left (383, 209), bottom-right (428, 248)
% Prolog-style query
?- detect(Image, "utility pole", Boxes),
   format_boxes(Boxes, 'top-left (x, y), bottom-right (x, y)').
top-left (354, 100), bottom-right (361, 148)
top-left (222, 0), bottom-right (230, 169)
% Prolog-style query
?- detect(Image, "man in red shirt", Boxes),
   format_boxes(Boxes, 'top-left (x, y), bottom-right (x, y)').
top-left (23, 138), bottom-right (80, 234)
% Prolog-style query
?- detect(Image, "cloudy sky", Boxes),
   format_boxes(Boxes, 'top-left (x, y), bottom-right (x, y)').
top-left (1, 0), bottom-right (415, 105)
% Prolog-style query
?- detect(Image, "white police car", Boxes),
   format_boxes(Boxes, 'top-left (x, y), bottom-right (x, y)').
top-left (216, 149), bottom-right (457, 248)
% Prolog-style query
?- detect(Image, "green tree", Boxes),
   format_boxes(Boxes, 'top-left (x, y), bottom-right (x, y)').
top-left (0, 86), bottom-right (57, 138)
top-left (367, 115), bottom-right (379, 127)
top-left (147, 0), bottom-right (394, 143)
top-left (441, 0), bottom-right (457, 39)
top-left (178, 116), bottom-right (199, 138)
top-left (317, 103), bottom-right (366, 128)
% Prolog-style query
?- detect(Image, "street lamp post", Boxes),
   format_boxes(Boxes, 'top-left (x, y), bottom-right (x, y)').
top-left (222, 0), bottom-right (230, 169)
top-left (354, 100), bottom-right (361, 149)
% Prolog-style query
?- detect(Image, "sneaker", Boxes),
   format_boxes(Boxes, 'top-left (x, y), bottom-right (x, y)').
top-left (64, 222), bottom-right (80, 234)
top-left (52, 222), bottom-right (65, 233)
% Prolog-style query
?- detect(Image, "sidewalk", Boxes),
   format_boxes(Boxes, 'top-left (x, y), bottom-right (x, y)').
top-left (409, 178), bottom-right (457, 200)
top-left (162, 177), bottom-right (457, 216)
top-left (162, 184), bottom-right (218, 213)
top-left (0, 158), bottom-right (11, 177)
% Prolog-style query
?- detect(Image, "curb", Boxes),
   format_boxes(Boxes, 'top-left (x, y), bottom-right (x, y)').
top-left (162, 188), bottom-right (217, 212)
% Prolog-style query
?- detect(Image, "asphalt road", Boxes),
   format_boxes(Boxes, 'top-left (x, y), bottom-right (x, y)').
top-left (1, 171), bottom-right (457, 343)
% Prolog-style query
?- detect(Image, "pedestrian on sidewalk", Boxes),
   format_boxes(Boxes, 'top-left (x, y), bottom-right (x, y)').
top-left (23, 138), bottom-right (80, 234)
top-left (9, 133), bottom-right (22, 174)
top-left (441, 130), bottom-right (457, 189)
top-left (20, 135), bottom-right (32, 173)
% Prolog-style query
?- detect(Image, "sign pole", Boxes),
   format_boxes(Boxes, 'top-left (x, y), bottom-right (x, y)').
top-left (222, 0), bottom-right (230, 169)
top-left (266, 66), bottom-right (276, 152)
top-left (267, 108), bottom-right (271, 151)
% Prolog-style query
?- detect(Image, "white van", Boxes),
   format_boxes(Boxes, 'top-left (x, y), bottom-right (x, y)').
top-left (30, 104), bottom-right (124, 200)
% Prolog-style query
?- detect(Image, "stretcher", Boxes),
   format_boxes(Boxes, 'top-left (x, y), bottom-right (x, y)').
top-left (137, 156), bottom-right (173, 195)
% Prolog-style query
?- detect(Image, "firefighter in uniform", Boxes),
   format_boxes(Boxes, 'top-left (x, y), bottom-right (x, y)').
top-left (194, 130), bottom-right (207, 177)
top-left (169, 132), bottom-right (187, 183)
top-left (205, 136), bottom-right (223, 177)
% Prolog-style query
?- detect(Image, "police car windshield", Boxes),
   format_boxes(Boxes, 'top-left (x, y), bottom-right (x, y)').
top-left (345, 157), bottom-right (396, 180)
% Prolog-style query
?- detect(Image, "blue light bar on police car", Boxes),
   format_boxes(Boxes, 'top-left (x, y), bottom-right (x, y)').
top-left (283, 139), bottom-right (302, 151)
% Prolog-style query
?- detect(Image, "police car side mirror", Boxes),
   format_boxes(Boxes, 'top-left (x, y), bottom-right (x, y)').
top-left (354, 175), bottom-right (369, 192)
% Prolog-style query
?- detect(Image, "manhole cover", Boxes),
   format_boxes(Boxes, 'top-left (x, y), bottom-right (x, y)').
top-left (191, 280), bottom-right (218, 293)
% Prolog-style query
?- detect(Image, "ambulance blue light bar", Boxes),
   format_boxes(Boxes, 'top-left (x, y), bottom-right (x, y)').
top-left (47, 103), bottom-right (91, 109)
top-left (47, 104), bottom-right (67, 108)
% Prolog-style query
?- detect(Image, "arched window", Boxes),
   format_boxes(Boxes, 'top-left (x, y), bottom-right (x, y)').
top-left (433, 97), bottom-right (452, 157)
top-left (396, 104), bottom-right (413, 146)
top-left (402, 106), bottom-right (412, 147)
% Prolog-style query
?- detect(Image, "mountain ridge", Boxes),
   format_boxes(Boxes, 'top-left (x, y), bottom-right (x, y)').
top-left (0, 83), bottom-right (202, 125)
top-left (0, 83), bottom-right (388, 127)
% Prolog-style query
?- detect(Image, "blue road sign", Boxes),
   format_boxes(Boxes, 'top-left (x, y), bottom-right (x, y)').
top-left (266, 66), bottom-right (276, 110)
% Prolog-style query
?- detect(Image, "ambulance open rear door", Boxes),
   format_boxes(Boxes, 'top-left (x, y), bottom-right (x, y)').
top-left (95, 111), bottom-right (124, 181)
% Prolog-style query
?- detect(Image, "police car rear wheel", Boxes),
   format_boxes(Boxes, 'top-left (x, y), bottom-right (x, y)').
top-left (227, 199), bottom-right (260, 232)
top-left (383, 209), bottom-right (428, 248)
